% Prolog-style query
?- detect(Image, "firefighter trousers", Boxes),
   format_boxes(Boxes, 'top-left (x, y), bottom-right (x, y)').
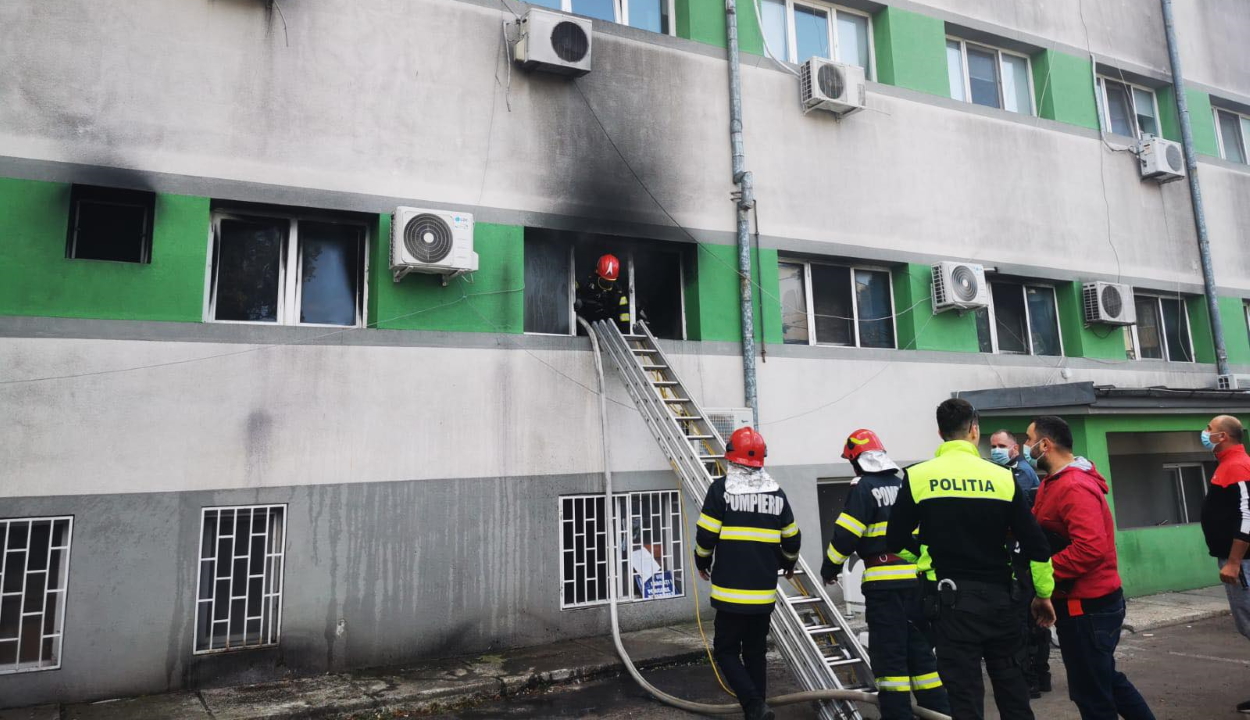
top-left (712, 609), bottom-right (772, 709)
top-left (864, 585), bottom-right (950, 720)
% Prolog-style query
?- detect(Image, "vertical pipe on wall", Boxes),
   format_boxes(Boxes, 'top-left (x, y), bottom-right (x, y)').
top-left (725, 0), bottom-right (759, 426)
top-left (1160, 0), bottom-right (1230, 377)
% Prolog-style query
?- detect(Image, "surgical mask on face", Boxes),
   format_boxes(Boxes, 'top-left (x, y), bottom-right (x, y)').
top-left (989, 447), bottom-right (1011, 466)
top-left (1023, 443), bottom-right (1040, 469)
top-left (1201, 430), bottom-right (1217, 451)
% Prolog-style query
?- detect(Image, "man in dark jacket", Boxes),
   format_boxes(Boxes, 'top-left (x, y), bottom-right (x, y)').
top-left (1199, 415), bottom-right (1250, 714)
top-left (695, 427), bottom-right (800, 720)
top-left (1027, 415), bottom-right (1155, 720)
top-left (574, 253), bottom-right (631, 334)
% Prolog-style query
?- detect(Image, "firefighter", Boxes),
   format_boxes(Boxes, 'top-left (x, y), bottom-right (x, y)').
top-left (695, 427), bottom-right (800, 720)
top-left (821, 429), bottom-right (950, 720)
top-left (574, 253), bottom-right (631, 334)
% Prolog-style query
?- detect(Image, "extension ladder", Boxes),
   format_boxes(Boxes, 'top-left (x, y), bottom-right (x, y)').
top-left (592, 320), bottom-right (874, 720)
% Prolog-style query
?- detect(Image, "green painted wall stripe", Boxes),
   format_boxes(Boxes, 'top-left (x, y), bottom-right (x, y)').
top-left (674, 0), bottom-right (764, 55)
top-left (1158, 87), bottom-right (1219, 155)
top-left (695, 244), bottom-right (780, 343)
top-left (892, 264), bottom-right (980, 352)
top-left (872, 7), bottom-right (948, 97)
top-left (1032, 50), bottom-right (1100, 131)
top-left (1055, 282), bottom-right (1129, 360)
top-left (1220, 295), bottom-right (1250, 366)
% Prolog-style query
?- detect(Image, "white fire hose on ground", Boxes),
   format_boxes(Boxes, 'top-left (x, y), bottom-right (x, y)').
top-left (579, 319), bottom-right (951, 719)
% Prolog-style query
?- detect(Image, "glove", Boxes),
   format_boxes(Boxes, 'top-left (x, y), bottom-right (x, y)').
top-left (822, 564), bottom-right (842, 585)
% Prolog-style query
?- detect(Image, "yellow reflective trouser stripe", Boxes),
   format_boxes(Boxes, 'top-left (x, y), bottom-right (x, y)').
top-left (826, 544), bottom-right (848, 564)
top-left (720, 526), bottom-right (781, 543)
top-left (862, 565), bottom-right (918, 582)
top-left (876, 676), bottom-right (911, 692)
top-left (695, 544), bottom-right (714, 557)
top-left (780, 522), bottom-right (799, 538)
top-left (781, 548), bottom-right (799, 561)
top-left (619, 296), bottom-right (629, 305)
top-left (697, 514), bottom-right (722, 533)
top-left (619, 313), bottom-right (631, 322)
top-left (835, 513), bottom-right (866, 537)
top-left (911, 672), bottom-right (943, 690)
top-left (864, 522), bottom-right (888, 537)
top-left (710, 585), bottom-right (776, 604)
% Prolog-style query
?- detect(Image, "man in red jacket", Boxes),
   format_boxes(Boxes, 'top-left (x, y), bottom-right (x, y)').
top-left (1025, 416), bottom-right (1155, 720)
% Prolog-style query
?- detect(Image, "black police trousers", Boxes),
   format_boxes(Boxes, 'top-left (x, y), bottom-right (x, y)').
top-left (928, 580), bottom-right (1034, 720)
top-left (712, 609), bottom-right (772, 709)
top-left (864, 586), bottom-right (951, 720)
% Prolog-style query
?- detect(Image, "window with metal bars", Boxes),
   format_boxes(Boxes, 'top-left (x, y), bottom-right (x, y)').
top-left (194, 505), bottom-right (286, 653)
top-left (559, 491), bottom-right (685, 609)
top-left (0, 516), bottom-right (73, 674)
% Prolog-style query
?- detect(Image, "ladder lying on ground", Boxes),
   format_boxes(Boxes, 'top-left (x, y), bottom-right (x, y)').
top-left (592, 319), bottom-right (874, 720)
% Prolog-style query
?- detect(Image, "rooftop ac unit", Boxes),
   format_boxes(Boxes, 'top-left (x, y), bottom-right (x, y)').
top-left (1138, 135), bottom-right (1185, 183)
top-left (1082, 281), bottom-right (1137, 326)
top-left (800, 58), bottom-right (866, 116)
top-left (931, 261), bottom-right (989, 313)
top-left (390, 207), bottom-right (479, 283)
top-left (512, 8), bottom-right (592, 77)
top-left (705, 408), bottom-right (754, 445)
top-left (1217, 375), bottom-right (1250, 391)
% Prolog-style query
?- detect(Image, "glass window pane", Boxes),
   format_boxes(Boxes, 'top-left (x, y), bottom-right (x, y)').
top-left (991, 283), bottom-right (1028, 354)
top-left (528, 0), bottom-right (562, 7)
top-left (760, 0), bottom-right (789, 62)
top-left (628, 0), bottom-right (667, 34)
top-left (855, 269), bottom-right (894, 349)
top-left (631, 246), bottom-right (683, 340)
top-left (794, 4), bottom-right (831, 63)
top-left (1133, 87), bottom-right (1158, 136)
top-left (572, 0), bottom-right (615, 22)
top-left (966, 46), bottom-right (1001, 109)
top-left (1001, 54), bottom-right (1031, 114)
top-left (1104, 80), bottom-right (1135, 136)
top-left (779, 262), bottom-right (810, 345)
top-left (298, 222), bottom-right (362, 326)
top-left (946, 41), bottom-right (966, 102)
top-left (1242, 117), bottom-right (1250, 164)
top-left (1180, 466), bottom-right (1206, 523)
top-left (1026, 286), bottom-right (1061, 356)
top-left (524, 234), bottom-right (572, 335)
top-left (214, 218), bottom-right (285, 323)
top-left (811, 265), bottom-right (854, 346)
top-left (1218, 111), bottom-right (1247, 164)
top-left (1134, 297), bottom-right (1164, 359)
top-left (1160, 297), bottom-right (1192, 361)
top-left (835, 11), bottom-right (869, 70)
top-left (975, 306), bottom-right (994, 353)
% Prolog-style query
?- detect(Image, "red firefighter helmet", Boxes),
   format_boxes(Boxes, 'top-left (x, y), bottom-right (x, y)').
top-left (842, 428), bottom-right (885, 462)
top-left (596, 254), bottom-right (621, 282)
top-left (725, 426), bottom-right (767, 468)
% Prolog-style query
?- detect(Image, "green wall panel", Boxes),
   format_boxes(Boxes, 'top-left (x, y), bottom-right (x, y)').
top-left (872, 8), bottom-right (947, 97)
top-left (693, 244), bottom-right (780, 343)
top-left (1220, 295), bottom-right (1250, 366)
top-left (1055, 282), bottom-right (1129, 360)
top-left (0, 177), bottom-right (209, 322)
top-left (674, 0), bottom-right (763, 55)
top-left (1187, 296), bottom-right (1217, 364)
top-left (892, 264), bottom-right (980, 352)
top-left (1157, 87), bottom-right (1219, 156)
top-left (370, 215), bottom-right (524, 333)
top-left (1031, 50), bottom-right (1100, 131)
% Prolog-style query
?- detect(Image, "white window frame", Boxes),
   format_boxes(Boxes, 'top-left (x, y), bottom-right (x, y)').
top-left (1095, 75), bottom-right (1161, 140)
top-left (204, 209), bottom-right (369, 328)
top-left (766, 1), bottom-right (874, 78)
top-left (979, 282), bottom-right (1065, 356)
top-left (780, 259), bottom-right (897, 349)
top-left (1126, 294), bottom-right (1195, 363)
top-left (1213, 106), bottom-right (1250, 164)
top-left (193, 504), bottom-right (287, 654)
top-left (1163, 463), bottom-right (1208, 525)
top-left (945, 37), bottom-right (1036, 116)
top-left (547, 0), bottom-right (677, 36)
top-left (558, 490), bottom-right (686, 610)
top-left (0, 516), bottom-right (74, 675)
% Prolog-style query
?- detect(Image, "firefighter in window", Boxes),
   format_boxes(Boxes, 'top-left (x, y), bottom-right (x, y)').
top-left (575, 254), bottom-right (634, 334)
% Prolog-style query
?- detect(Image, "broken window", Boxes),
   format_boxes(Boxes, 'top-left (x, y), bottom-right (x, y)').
top-left (0, 517), bottom-right (73, 674)
top-left (195, 505), bottom-right (286, 653)
top-left (66, 185), bottom-right (154, 263)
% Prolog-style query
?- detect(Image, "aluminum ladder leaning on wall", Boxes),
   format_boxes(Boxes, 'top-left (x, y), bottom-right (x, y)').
top-left (591, 319), bottom-right (874, 720)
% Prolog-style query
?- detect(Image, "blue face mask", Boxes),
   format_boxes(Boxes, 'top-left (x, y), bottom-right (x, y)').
top-left (1022, 444), bottom-right (1040, 469)
top-left (989, 447), bottom-right (1011, 466)
top-left (1201, 430), bottom-right (1217, 451)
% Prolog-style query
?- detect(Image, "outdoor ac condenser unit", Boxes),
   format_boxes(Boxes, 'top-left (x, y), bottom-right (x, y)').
top-left (1082, 281), bottom-right (1137, 326)
top-left (512, 8), bottom-right (592, 77)
top-left (705, 408), bottom-right (755, 444)
top-left (800, 58), bottom-right (866, 116)
top-left (931, 261), bottom-right (990, 313)
top-left (1218, 374), bottom-right (1250, 391)
top-left (390, 207), bottom-right (479, 282)
top-left (1138, 135), bottom-right (1186, 183)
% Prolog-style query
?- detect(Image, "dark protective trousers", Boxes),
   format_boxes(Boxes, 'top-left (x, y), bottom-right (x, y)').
top-left (864, 586), bottom-right (951, 720)
top-left (713, 609), bottom-right (772, 709)
top-left (1054, 594), bottom-right (1156, 720)
top-left (1024, 617), bottom-right (1052, 691)
top-left (929, 581), bottom-right (1034, 720)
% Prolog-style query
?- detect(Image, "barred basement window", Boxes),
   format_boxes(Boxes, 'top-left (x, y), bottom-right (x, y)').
top-left (559, 491), bottom-right (685, 609)
top-left (0, 516), bottom-right (73, 674)
top-left (195, 505), bottom-right (286, 653)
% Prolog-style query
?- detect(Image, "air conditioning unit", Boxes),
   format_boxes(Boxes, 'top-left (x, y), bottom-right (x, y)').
top-left (1082, 282), bottom-right (1137, 326)
top-left (931, 262), bottom-right (990, 313)
top-left (705, 408), bottom-right (754, 445)
top-left (390, 207), bottom-right (479, 283)
top-left (800, 58), bottom-right (866, 116)
top-left (1138, 135), bottom-right (1186, 183)
top-left (1217, 375), bottom-right (1250, 391)
top-left (512, 8), bottom-right (592, 77)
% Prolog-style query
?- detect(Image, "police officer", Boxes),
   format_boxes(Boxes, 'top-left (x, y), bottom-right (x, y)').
top-left (886, 398), bottom-right (1056, 720)
top-left (821, 429), bottom-right (950, 720)
top-left (574, 254), bottom-right (631, 334)
top-left (695, 427), bottom-right (801, 720)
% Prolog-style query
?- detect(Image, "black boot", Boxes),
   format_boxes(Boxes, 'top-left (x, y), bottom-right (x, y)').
top-left (1039, 672), bottom-right (1052, 693)
top-left (745, 699), bottom-right (776, 720)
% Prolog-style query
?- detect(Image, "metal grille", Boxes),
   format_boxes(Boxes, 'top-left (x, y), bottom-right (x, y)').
top-left (0, 517), bottom-right (73, 674)
top-left (559, 491), bottom-right (684, 609)
top-left (194, 505), bottom-right (286, 653)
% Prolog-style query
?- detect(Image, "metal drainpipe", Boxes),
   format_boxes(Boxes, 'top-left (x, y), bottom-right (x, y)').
top-left (725, 0), bottom-right (760, 427)
top-left (1160, 0), bottom-right (1230, 377)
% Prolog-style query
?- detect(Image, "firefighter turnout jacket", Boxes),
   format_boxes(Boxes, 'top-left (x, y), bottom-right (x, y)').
top-left (886, 440), bottom-right (1055, 598)
top-left (575, 274), bottom-right (631, 334)
top-left (821, 470), bottom-right (918, 588)
top-left (695, 475), bottom-right (801, 614)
